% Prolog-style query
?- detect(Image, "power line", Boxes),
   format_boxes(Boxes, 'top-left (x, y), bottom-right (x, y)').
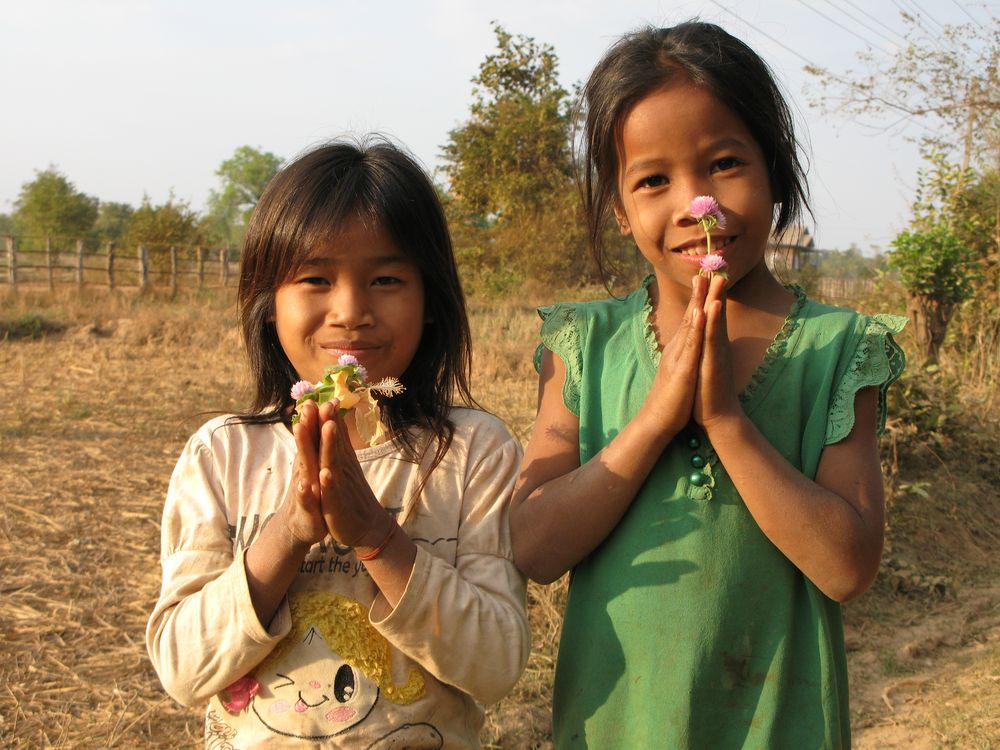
top-left (814, 0), bottom-right (902, 50)
top-left (795, 0), bottom-right (893, 55)
top-left (904, 0), bottom-right (948, 34)
top-left (950, 0), bottom-right (987, 30)
top-left (840, 0), bottom-right (911, 45)
top-left (707, 0), bottom-right (941, 138)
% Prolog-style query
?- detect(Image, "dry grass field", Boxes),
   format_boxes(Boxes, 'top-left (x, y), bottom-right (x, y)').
top-left (1, 286), bottom-right (998, 748)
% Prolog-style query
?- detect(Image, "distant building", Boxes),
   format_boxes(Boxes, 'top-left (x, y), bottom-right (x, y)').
top-left (767, 225), bottom-right (822, 274)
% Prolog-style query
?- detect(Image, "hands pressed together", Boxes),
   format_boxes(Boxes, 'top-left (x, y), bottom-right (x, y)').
top-left (648, 273), bottom-right (741, 438)
top-left (280, 399), bottom-right (395, 554)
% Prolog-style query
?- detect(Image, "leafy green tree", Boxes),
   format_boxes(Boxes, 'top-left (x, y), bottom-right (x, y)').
top-left (441, 24), bottom-right (584, 288)
top-left (442, 24), bottom-right (573, 219)
top-left (12, 167), bottom-right (98, 238)
top-left (93, 201), bottom-right (134, 245)
top-left (888, 152), bottom-right (982, 363)
top-left (0, 214), bottom-right (13, 235)
top-left (127, 194), bottom-right (199, 247)
top-left (204, 146), bottom-right (282, 247)
top-left (890, 225), bottom-right (974, 363)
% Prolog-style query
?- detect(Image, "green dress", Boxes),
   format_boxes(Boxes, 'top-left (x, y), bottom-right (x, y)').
top-left (535, 279), bottom-right (906, 750)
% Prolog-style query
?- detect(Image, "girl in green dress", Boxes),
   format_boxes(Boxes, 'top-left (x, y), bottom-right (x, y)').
top-left (510, 22), bottom-right (905, 749)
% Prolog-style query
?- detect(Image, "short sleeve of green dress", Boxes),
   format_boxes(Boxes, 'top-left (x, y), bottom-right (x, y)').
top-left (535, 280), bottom-right (906, 750)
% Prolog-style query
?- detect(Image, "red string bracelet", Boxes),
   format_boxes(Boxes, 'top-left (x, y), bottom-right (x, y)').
top-left (355, 522), bottom-right (399, 562)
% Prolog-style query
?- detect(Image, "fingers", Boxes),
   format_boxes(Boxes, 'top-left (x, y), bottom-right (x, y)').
top-left (318, 404), bottom-right (337, 491)
top-left (293, 399), bottom-right (321, 496)
top-left (703, 273), bottom-right (728, 347)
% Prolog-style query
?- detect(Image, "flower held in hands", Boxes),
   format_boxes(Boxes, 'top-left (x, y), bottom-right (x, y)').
top-left (290, 355), bottom-right (404, 446)
top-left (689, 195), bottom-right (728, 278)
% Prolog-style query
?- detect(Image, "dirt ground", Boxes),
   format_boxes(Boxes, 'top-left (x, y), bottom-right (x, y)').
top-left (1, 290), bottom-right (998, 748)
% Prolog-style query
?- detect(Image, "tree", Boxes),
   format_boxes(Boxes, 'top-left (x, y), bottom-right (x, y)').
top-left (806, 13), bottom-right (1000, 172)
top-left (809, 12), bottom-right (1000, 366)
top-left (93, 201), bottom-right (134, 245)
top-left (440, 24), bottom-right (584, 288)
top-left (204, 146), bottom-right (282, 247)
top-left (127, 194), bottom-right (199, 247)
top-left (12, 167), bottom-right (98, 238)
top-left (890, 225), bottom-right (974, 363)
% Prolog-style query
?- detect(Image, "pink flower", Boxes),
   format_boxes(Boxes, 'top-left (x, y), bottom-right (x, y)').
top-left (337, 354), bottom-right (359, 366)
top-left (699, 254), bottom-right (728, 274)
top-left (689, 195), bottom-right (727, 230)
top-left (290, 380), bottom-right (315, 400)
top-left (220, 675), bottom-right (260, 713)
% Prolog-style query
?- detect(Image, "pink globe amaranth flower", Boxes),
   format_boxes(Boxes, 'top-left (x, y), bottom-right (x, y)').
top-left (699, 254), bottom-right (728, 273)
top-left (220, 675), bottom-right (260, 713)
top-left (337, 354), bottom-right (360, 366)
top-left (290, 380), bottom-right (316, 400)
top-left (356, 365), bottom-right (368, 382)
top-left (689, 195), bottom-right (727, 229)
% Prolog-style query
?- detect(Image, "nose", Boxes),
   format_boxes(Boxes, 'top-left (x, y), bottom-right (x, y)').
top-left (672, 178), bottom-right (711, 227)
top-left (326, 283), bottom-right (373, 329)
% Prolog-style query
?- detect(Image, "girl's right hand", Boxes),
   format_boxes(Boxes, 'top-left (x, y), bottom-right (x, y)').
top-left (277, 399), bottom-right (334, 548)
top-left (641, 274), bottom-right (709, 439)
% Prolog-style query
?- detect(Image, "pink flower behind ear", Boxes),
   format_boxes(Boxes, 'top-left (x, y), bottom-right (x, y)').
top-left (689, 195), bottom-right (727, 229)
top-left (220, 675), bottom-right (260, 713)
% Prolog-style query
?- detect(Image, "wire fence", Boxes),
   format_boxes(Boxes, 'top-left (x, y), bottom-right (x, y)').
top-left (1, 235), bottom-right (239, 291)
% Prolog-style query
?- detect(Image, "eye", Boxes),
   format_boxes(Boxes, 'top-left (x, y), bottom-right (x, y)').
top-left (299, 275), bottom-right (329, 286)
top-left (711, 156), bottom-right (744, 173)
top-left (333, 664), bottom-right (356, 703)
top-left (638, 174), bottom-right (668, 189)
top-left (273, 673), bottom-right (295, 689)
top-left (372, 276), bottom-right (402, 287)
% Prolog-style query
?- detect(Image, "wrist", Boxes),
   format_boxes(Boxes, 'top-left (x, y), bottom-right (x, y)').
top-left (701, 409), bottom-right (750, 442)
top-left (353, 518), bottom-right (399, 561)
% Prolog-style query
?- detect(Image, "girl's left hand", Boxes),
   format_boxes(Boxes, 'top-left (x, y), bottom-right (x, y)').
top-left (295, 399), bottom-right (394, 550)
top-left (693, 273), bottom-right (741, 427)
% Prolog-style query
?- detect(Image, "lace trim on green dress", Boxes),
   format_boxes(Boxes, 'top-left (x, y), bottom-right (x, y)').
top-left (738, 285), bottom-right (808, 407)
top-left (535, 304), bottom-right (584, 417)
top-left (825, 313), bottom-right (908, 444)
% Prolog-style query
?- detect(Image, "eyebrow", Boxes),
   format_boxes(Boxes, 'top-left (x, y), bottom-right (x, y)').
top-left (623, 136), bottom-right (754, 177)
top-left (299, 254), bottom-right (413, 266)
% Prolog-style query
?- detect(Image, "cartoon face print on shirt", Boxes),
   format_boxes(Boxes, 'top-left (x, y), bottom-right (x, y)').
top-left (227, 591), bottom-right (427, 741)
top-left (253, 625), bottom-right (379, 739)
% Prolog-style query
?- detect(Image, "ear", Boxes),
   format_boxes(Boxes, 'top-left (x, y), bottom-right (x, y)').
top-left (613, 202), bottom-right (632, 237)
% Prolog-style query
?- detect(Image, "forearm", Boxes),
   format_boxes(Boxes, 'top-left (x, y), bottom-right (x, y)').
top-left (244, 513), bottom-right (313, 626)
top-left (372, 549), bottom-right (529, 705)
top-left (512, 409), bottom-right (681, 583)
top-left (147, 552), bottom-right (289, 706)
top-left (705, 413), bottom-right (884, 601)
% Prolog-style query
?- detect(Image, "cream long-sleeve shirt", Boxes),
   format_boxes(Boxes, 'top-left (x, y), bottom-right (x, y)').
top-left (146, 408), bottom-right (529, 749)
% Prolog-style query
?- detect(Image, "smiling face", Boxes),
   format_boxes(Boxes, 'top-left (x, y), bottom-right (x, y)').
top-left (251, 626), bottom-right (380, 739)
top-left (273, 216), bottom-right (426, 388)
top-left (615, 77), bottom-right (775, 297)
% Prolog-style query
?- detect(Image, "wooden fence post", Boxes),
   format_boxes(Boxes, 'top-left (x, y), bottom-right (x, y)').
top-left (76, 239), bottom-right (85, 287)
top-left (197, 246), bottom-right (205, 287)
top-left (170, 246), bottom-right (178, 294)
top-left (107, 242), bottom-right (116, 290)
top-left (138, 245), bottom-right (149, 291)
top-left (46, 236), bottom-right (54, 291)
top-left (220, 247), bottom-right (229, 288)
top-left (5, 236), bottom-right (15, 291)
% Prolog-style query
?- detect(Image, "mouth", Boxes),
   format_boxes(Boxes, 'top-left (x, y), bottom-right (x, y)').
top-left (672, 235), bottom-right (734, 257)
top-left (319, 341), bottom-right (378, 361)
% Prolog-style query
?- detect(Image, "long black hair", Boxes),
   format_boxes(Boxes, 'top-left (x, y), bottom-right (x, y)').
top-left (580, 21), bottom-right (810, 285)
top-left (236, 136), bottom-right (475, 465)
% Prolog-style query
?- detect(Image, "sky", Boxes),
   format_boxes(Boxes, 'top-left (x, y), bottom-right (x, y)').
top-left (1, 0), bottom-right (994, 252)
